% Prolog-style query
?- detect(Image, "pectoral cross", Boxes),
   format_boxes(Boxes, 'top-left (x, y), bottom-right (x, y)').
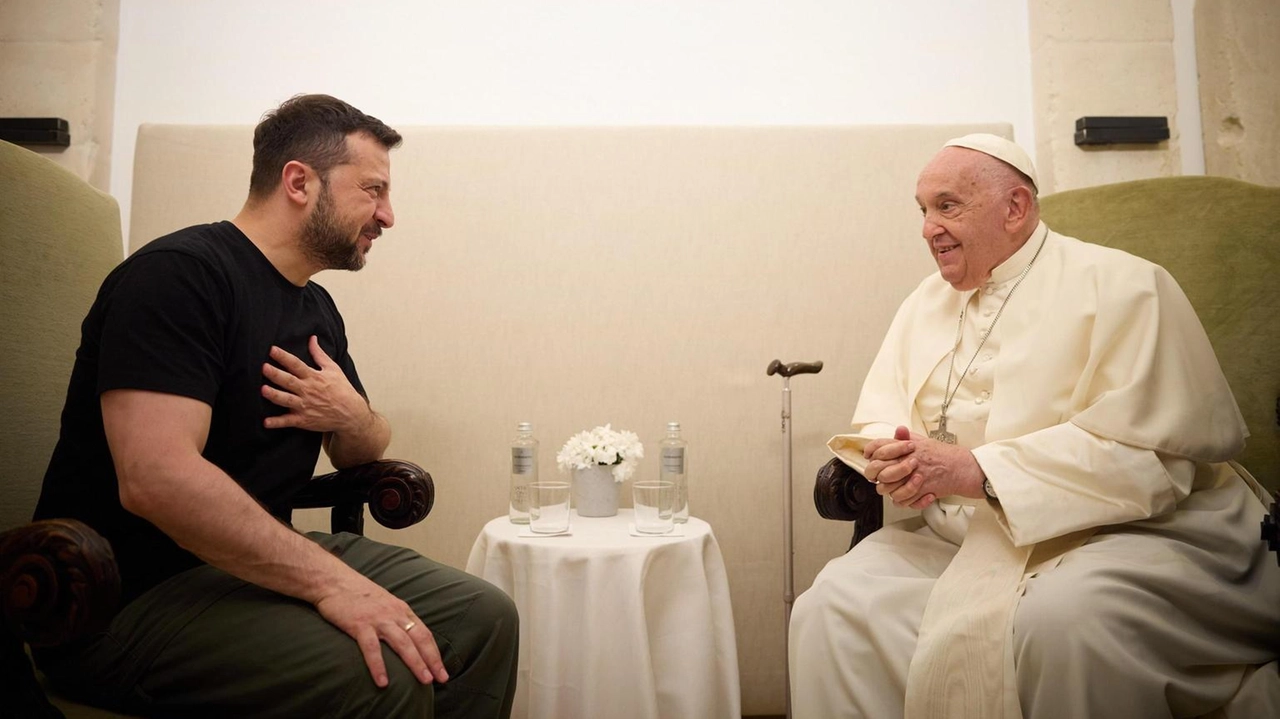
top-left (929, 415), bottom-right (957, 444)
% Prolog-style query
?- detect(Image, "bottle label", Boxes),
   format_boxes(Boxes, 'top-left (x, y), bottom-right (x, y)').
top-left (662, 447), bottom-right (685, 474)
top-left (512, 447), bottom-right (535, 474)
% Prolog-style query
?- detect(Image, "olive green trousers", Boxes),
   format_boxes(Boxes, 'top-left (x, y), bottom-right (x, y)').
top-left (35, 532), bottom-right (518, 718)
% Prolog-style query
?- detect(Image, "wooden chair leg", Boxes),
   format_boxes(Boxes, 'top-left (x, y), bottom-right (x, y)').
top-left (331, 503), bottom-right (365, 536)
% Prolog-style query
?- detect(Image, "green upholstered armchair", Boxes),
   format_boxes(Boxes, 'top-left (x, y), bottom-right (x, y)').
top-left (814, 176), bottom-right (1280, 554)
top-left (0, 140), bottom-right (436, 718)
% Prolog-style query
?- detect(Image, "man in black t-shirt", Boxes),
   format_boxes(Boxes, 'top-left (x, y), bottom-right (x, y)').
top-left (33, 94), bottom-right (518, 718)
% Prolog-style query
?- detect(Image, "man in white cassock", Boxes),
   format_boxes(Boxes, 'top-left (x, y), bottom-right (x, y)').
top-left (788, 134), bottom-right (1280, 719)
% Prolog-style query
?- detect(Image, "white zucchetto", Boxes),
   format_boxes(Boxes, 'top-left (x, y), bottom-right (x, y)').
top-left (943, 133), bottom-right (1039, 191)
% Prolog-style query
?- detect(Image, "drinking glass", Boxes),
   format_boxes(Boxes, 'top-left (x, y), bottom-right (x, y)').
top-left (529, 480), bottom-right (572, 534)
top-left (632, 480), bottom-right (675, 534)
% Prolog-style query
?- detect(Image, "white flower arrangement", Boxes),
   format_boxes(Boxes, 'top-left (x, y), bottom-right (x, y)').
top-left (556, 424), bottom-right (645, 482)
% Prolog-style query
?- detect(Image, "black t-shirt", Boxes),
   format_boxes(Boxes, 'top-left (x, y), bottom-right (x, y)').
top-left (34, 221), bottom-right (365, 604)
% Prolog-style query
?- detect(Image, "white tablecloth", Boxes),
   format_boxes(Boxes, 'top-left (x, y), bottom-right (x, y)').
top-left (465, 510), bottom-right (741, 719)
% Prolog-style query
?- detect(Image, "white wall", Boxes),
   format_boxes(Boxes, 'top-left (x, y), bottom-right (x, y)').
top-left (111, 0), bottom-right (1035, 242)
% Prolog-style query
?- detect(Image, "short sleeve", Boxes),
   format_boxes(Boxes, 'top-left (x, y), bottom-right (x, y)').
top-left (96, 250), bottom-right (230, 405)
top-left (337, 346), bottom-right (366, 399)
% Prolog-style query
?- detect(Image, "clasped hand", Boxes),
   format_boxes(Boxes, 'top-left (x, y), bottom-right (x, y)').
top-left (862, 425), bottom-right (986, 510)
top-left (261, 335), bottom-right (371, 433)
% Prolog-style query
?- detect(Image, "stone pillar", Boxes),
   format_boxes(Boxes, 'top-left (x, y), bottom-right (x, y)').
top-left (1196, 0), bottom-right (1280, 186)
top-left (0, 0), bottom-right (120, 191)
top-left (1027, 0), bottom-right (1182, 193)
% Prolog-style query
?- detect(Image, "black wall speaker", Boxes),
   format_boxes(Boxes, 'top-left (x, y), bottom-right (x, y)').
top-left (0, 118), bottom-right (71, 147)
top-left (1074, 117), bottom-right (1169, 145)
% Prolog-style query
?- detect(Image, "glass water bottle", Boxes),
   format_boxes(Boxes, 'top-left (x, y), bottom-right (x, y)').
top-left (660, 421), bottom-right (689, 523)
top-left (509, 422), bottom-right (538, 524)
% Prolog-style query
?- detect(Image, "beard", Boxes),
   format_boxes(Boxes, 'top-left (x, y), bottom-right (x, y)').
top-left (300, 184), bottom-right (376, 272)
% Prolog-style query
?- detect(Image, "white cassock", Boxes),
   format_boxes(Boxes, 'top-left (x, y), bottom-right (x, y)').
top-left (790, 223), bottom-right (1280, 719)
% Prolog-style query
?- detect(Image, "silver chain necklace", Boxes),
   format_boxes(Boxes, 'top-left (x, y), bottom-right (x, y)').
top-left (929, 233), bottom-right (1047, 445)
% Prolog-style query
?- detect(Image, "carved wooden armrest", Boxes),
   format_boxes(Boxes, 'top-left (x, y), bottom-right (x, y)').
top-left (1263, 491), bottom-right (1280, 567)
top-left (813, 457), bottom-right (884, 549)
top-left (292, 459), bottom-right (435, 535)
top-left (1, 519), bottom-right (120, 648)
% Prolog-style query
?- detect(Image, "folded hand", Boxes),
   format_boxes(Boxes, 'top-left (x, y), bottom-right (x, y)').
top-left (863, 425), bottom-right (986, 509)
